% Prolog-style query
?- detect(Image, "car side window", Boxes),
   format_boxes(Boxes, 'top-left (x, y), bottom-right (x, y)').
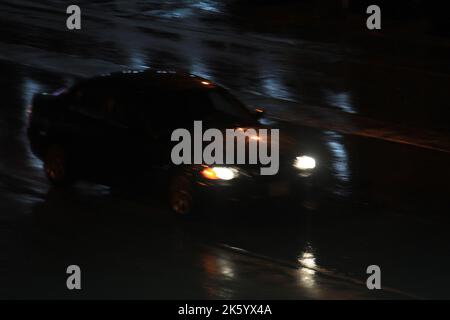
top-left (183, 90), bottom-right (215, 119)
top-left (104, 91), bottom-right (137, 128)
top-left (207, 89), bottom-right (253, 121)
top-left (132, 89), bottom-right (184, 133)
top-left (69, 79), bottom-right (111, 120)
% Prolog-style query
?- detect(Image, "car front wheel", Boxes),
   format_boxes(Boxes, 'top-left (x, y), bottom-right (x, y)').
top-left (169, 174), bottom-right (195, 216)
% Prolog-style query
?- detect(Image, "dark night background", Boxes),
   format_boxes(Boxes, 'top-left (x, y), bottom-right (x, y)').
top-left (0, 0), bottom-right (449, 299)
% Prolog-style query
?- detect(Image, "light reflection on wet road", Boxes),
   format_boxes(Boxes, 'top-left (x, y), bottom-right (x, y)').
top-left (1, 0), bottom-right (450, 299)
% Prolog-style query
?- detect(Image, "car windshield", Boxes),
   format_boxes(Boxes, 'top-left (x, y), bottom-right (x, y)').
top-left (207, 88), bottom-right (254, 122)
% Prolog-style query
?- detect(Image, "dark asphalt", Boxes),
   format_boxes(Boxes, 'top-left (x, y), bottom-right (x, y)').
top-left (1, 0), bottom-right (450, 299)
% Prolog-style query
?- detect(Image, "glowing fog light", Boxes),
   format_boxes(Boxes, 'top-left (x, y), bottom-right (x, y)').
top-left (201, 167), bottom-right (237, 180)
top-left (294, 156), bottom-right (316, 170)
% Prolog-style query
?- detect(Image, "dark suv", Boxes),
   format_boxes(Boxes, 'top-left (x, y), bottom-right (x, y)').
top-left (27, 70), bottom-right (318, 215)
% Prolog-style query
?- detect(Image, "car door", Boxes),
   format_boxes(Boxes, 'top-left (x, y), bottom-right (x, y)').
top-left (99, 85), bottom-right (148, 184)
top-left (64, 78), bottom-right (118, 182)
top-left (116, 87), bottom-right (174, 183)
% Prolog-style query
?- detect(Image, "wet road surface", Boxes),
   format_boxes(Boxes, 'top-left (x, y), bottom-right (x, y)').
top-left (1, 1), bottom-right (450, 299)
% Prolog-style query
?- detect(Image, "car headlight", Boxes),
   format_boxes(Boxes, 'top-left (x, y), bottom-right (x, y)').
top-left (294, 156), bottom-right (316, 170)
top-left (201, 167), bottom-right (238, 180)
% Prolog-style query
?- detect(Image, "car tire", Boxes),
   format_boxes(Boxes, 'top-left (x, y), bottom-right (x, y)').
top-left (169, 173), bottom-right (197, 216)
top-left (44, 144), bottom-right (75, 187)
